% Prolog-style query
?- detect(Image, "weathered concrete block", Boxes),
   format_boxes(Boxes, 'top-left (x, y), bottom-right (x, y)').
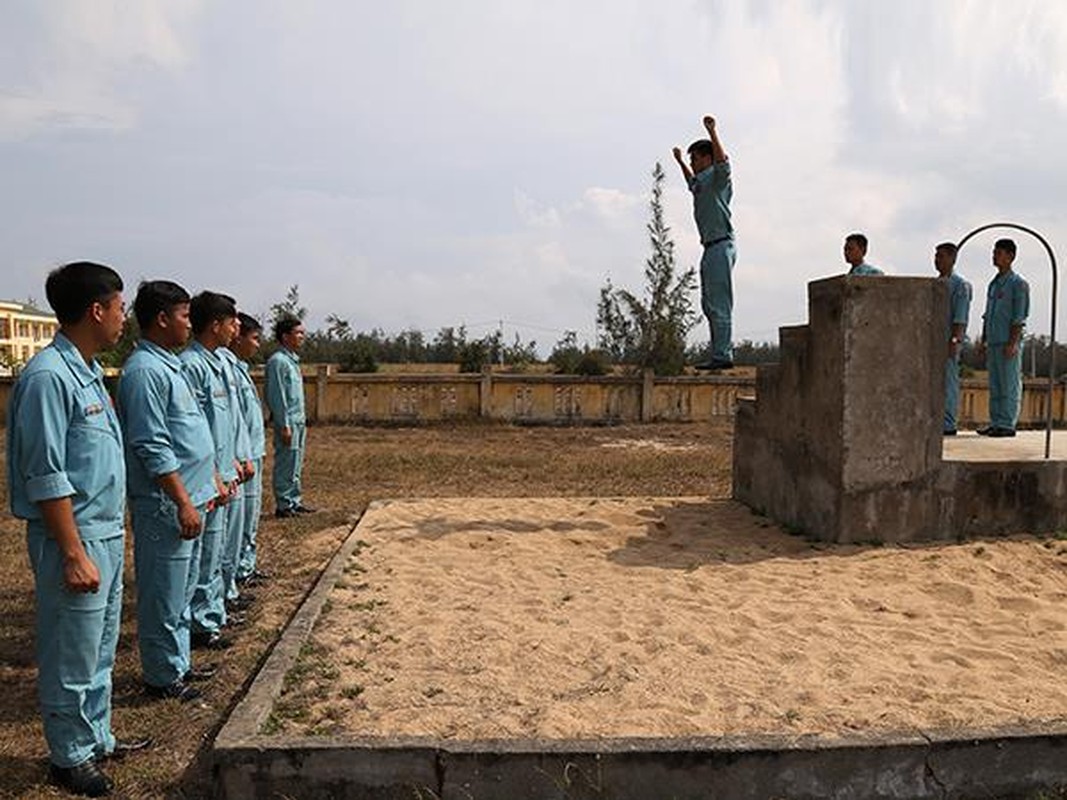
top-left (733, 274), bottom-right (1067, 543)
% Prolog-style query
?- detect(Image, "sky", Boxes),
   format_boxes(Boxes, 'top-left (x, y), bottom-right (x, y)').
top-left (3, 0), bottom-right (1067, 352)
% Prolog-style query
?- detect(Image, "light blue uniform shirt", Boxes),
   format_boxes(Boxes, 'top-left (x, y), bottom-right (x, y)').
top-left (219, 347), bottom-right (252, 463)
top-left (265, 348), bottom-right (306, 429)
top-left (849, 262), bottom-right (883, 276)
top-left (688, 162), bottom-right (733, 244)
top-left (982, 271), bottom-right (1030, 345)
top-left (946, 272), bottom-right (972, 338)
top-left (233, 358), bottom-right (266, 459)
top-left (180, 341), bottom-right (239, 482)
top-left (6, 332), bottom-right (125, 541)
top-left (118, 339), bottom-right (217, 509)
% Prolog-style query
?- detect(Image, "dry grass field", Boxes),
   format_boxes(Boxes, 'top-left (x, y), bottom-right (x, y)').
top-left (0, 422), bottom-right (731, 799)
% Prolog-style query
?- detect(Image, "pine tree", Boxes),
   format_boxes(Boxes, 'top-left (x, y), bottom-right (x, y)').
top-left (597, 162), bottom-right (696, 375)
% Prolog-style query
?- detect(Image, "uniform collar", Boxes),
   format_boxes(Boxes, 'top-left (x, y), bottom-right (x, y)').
top-left (280, 347), bottom-right (301, 364)
top-left (137, 338), bottom-right (181, 371)
top-left (188, 340), bottom-right (225, 373)
top-left (54, 331), bottom-right (103, 388)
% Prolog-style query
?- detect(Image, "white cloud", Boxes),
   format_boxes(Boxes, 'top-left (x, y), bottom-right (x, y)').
top-left (0, 0), bottom-right (203, 139)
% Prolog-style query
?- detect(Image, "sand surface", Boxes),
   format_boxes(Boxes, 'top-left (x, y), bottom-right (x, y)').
top-left (299, 497), bottom-right (1067, 741)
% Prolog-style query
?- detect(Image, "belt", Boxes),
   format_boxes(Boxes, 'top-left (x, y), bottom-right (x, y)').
top-left (703, 236), bottom-right (732, 247)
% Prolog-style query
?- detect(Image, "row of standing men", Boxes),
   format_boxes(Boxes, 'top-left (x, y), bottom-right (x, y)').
top-left (840, 233), bottom-right (1031, 437)
top-left (6, 263), bottom-right (312, 797)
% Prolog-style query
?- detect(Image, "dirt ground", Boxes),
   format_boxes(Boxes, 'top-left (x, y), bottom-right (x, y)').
top-left (0, 422), bottom-right (731, 799)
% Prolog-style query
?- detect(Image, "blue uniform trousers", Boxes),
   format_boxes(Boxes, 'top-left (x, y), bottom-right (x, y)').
top-left (987, 345), bottom-right (1023, 430)
top-left (237, 458), bottom-right (264, 580)
top-left (190, 503), bottom-right (226, 634)
top-left (221, 488), bottom-right (246, 602)
top-left (132, 501), bottom-right (203, 687)
top-left (28, 531), bottom-right (123, 768)
top-left (272, 423), bottom-right (306, 512)
top-left (700, 239), bottom-right (736, 362)
top-left (944, 354), bottom-right (961, 432)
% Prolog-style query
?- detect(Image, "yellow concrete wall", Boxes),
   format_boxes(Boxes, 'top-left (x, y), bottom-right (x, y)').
top-left (1, 370), bottom-right (1064, 427)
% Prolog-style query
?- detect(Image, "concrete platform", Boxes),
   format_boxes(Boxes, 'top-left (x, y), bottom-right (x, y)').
top-left (944, 429), bottom-right (1066, 462)
top-left (213, 500), bottom-right (1067, 800)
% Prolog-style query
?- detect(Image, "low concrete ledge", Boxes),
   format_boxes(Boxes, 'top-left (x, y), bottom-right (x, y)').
top-left (215, 727), bottom-right (1067, 799)
top-left (214, 506), bottom-right (1067, 800)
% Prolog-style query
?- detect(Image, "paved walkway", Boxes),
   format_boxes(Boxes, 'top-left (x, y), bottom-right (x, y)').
top-left (942, 429), bottom-right (1066, 461)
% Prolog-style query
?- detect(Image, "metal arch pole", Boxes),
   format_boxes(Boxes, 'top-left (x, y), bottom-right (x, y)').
top-left (956, 222), bottom-right (1058, 459)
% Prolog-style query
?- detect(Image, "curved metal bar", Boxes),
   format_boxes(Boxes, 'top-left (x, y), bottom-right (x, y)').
top-left (956, 223), bottom-right (1058, 458)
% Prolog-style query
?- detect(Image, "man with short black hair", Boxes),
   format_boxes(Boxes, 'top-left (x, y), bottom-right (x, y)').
top-left (978, 238), bottom-right (1030, 437)
top-left (266, 316), bottom-right (314, 517)
top-left (232, 313), bottom-right (269, 586)
top-left (217, 300), bottom-right (253, 615)
top-left (8, 261), bottom-right (149, 796)
top-left (180, 291), bottom-right (239, 650)
top-left (843, 233), bottom-right (883, 275)
top-left (118, 281), bottom-right (219, 703)
top-left (934, 243), bottom-right (972, 435)
top-left (673, 115), bottom-right (736, 371)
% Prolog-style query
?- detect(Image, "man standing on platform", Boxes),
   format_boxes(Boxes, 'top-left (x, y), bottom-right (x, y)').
top-left (673, 114), bottom-right (735, 371)
top-left (843, 233), bottom-right (884, 276)
top-left (7, 261), bottom-right (151, 797)
top-left (978, 238), bottom-right (1030, 437)
top-left (266, 316), bottom-right (314, 518)
top-left (118, 281), bottom-right (218, 703)
top-left (935, 243), bottom-right (972, 436)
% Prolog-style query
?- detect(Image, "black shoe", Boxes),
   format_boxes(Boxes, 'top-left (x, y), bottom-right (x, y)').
top-left (943, 429), bottom-right (958, 436)
top-left (294, 504), bottom-right (317, 514)
top-left (183, 664), bottom-right (218, 682)
top-left (190, 631), bottom-right (233, 651)
top-left (976, 426), bottom-right (993, 436)
top-left (50, 760), bottom-right (113, 797)
top-left (144, 681), bottom-right (201, 702)
top-left (988, 427), bottom-right (1017, 438)
top-left (695, 359), bottom-right (734, 371)
top-left (275, 508), bottom-right (298, 519)
top-left (237, 569), bottom-right (270, 586)
top-left (227, 594), bottom-right (255, 612)
top-left (98, 737), bottom-right (153, 761)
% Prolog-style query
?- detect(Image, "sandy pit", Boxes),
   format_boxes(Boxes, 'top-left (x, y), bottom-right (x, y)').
top-left (290, 497), bottom-right (1067, 741)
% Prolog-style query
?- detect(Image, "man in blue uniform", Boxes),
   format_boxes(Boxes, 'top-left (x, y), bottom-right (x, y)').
top-left (843, 233), bottom-right (884, 275)
top-left (118, 281), bottom-right (219, 703)
top-left (978, 239), bottom-right (1030, 437)
top-left (935, 243), bottom-right (972, 436)
top-left (7, 262), bottom-right (149, 797)
top-left (266, 316), bottom-right (314, 518)
top-left (232, 313), bottom-right (269, 586)
top-left (673, 114), bottom-right (735, 371)
top-left (218, 315), bottom-right (252, 614)
top-left (179, 292), bottom-right (239, 650)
